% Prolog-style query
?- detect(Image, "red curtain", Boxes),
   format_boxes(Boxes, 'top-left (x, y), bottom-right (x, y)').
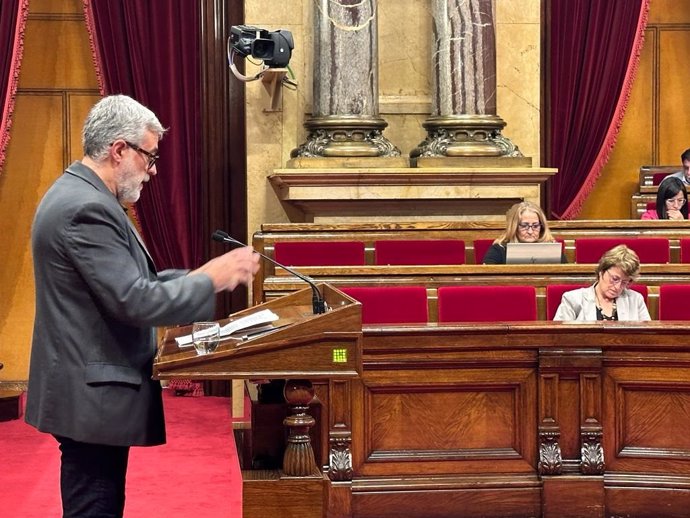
top-left (547, 0), bottom-right (649, 220)
top-left (83, 1), bottom-right (201, 269)
top-left (0, 0), bottom-right (28, 176)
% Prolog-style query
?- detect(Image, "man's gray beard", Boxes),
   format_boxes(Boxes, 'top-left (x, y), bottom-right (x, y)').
top-left (117, 183), bottom-right (141, 204)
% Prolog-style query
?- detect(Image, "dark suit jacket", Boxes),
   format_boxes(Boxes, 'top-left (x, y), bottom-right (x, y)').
top-left (25, 161), bottom-right (216, 447)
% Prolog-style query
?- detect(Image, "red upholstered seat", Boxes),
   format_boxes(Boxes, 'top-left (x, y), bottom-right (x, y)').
top-left (340, 286), bottom-right (428, 324)
top-left (659, 284), bottom-right (690, 320)
top-left (437, 285), bottom-right (537, 323)
top-left (473, 239), bottom-right (495, 264)
top-left (546, 284), bottom-right (588, 320)
top-left (273, 241), bottom-right (365, 266)
top-left (680, 239), bottom-right (690, 263)
top-left (374, 239), bottom-right (466, 265)
top-left (574, 238), bottom-right (670, 263)
top-left (652, 172), bottom-right (672, 185)
top-left (629, 284), bottom-right (649, 302)
top-left (646, 202), bottom-right (656, 210)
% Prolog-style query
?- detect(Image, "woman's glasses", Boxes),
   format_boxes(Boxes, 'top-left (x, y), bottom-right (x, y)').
top-left (605, 269), bottom-right (631, 288)
top-left (518, 222), bottom-right (542, 231)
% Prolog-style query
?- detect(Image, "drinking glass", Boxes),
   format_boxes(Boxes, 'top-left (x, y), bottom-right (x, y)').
top-left (191, 322), bottom-right (221, 355)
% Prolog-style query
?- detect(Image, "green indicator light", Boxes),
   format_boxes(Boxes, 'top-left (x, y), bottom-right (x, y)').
top-left (332, 348), bottom-right (347, 363)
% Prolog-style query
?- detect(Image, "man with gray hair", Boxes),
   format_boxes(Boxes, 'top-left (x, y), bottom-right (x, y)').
top-left (25, 94), bottom-right (260, 517)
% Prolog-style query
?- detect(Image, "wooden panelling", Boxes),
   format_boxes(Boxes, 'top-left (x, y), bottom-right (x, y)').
top-left (368, 386), bottom-right (519, 451)
top-left (68, 93), bottom-right (101, 163)
top-left (0, 3), bottom-right (98, 385)
top-left (606, 476), bottom-right (690, 518)
top-left (20, 19), bottom-right (97, 89)
top-left (243, 473), bottom-right (324, 518)
top-left (649, 0), bottom-right (690, 23)
top-left (620, 387), bottom-right (690, 451)
top-left (29, 0), bottom-right (83, 15)
top-left (659, 28), bottom-right (690, 161)
top-left (543, 476), bottom-right (604, 518)
top-left (352, 479), bottom-right (542, 518)
top-left (0, 94), bottom-right (65, 381)
top-left (605, 361), bottom-right (690, 474)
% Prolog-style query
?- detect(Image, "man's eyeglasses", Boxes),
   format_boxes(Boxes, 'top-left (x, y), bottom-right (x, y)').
top-left (124, 141), bottom-right (159, 170)
top-left (518, 222), bottom-right (542, 231)
top-left (605, 269), bottom-right (631, 288)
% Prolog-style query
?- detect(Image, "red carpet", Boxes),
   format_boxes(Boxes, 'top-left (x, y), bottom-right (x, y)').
top-left (0, 390), bottom-right (242, 518)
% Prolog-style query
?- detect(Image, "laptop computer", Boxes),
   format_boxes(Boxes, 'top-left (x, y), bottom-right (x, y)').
top-left (505, 242), bottom-right (563, 264)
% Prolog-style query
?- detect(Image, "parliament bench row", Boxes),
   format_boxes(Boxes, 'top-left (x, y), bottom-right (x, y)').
top-left (253, 221), bottom-right (690, 284)
top-left (272, 236), bottom-right (689, 267)
top-left (257, 264), bottom-right (690, 322)
top-left (338, 283), bottom-right (690, 324)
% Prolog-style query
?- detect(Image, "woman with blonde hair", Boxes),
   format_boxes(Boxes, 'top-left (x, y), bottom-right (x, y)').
top-left (482, 201), bottom-right (565, 264)
top-left (554, 244), bottom-right (650, 321)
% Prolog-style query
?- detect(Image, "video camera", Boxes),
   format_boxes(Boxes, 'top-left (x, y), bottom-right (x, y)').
top-left (229, 25), bottom-right (294, 68)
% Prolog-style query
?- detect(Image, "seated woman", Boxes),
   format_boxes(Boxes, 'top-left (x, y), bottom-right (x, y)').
top-left (554, 244), bottom-right (650, 321)
top-left (482, 201), bottom-right (566, 264)
top-left (641, 176), bottom-right (688, 220)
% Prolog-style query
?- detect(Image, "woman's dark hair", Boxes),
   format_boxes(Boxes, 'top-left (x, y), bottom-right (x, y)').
top-left (656, 177), bottom-right (688, 219)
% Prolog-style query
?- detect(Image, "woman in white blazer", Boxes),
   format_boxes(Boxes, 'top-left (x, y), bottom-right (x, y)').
top-left (554, 244), bottom-right (651, 321)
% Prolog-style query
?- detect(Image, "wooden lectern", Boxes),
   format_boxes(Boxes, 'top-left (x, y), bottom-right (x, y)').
top-left (154, 283), bottom-right (362, 518)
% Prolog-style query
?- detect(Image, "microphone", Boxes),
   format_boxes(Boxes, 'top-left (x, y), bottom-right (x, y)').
top-left (212, 230), bottom-right (327, 314)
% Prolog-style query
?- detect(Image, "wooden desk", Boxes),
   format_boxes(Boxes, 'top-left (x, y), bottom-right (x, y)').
top-left (242, 322), bottom-right (690, 518)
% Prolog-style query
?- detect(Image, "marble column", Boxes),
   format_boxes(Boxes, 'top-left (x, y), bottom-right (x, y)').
top-left (291, 0), bottom-right (399, 158)
top-left (411, 0), bottom-right (522, 159)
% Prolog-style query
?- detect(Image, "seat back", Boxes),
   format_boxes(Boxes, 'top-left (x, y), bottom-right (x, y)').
top-left (680, 239), bottom-right (690, 263)
top-left (658, 284), bottom-right (690, 320)
top-left (374, 239), bottom-right (465, 265)
top-left (340, 286), bottom-right (429, 324)
top-left (629, 284), bottom-right (649, 302)
top-left (575, 238), bottom-right (670, 264)
top-left (546, 284), bottom-right (589, 320)
top-left (274, 241), bottom-right (365, 266)
top-left (473, 239), bottom-right (495, 264)
top-left (437, 285), bottom-right (537, 323)
top-left (652, 172), bottom-right (673, 185)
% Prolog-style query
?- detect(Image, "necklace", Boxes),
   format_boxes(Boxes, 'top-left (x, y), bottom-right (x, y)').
top-left (594, 284), bottom-right (617, 320)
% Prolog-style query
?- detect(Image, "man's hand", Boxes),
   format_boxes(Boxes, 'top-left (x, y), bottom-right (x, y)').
top-left (190, 246), bottom-right (261, 292)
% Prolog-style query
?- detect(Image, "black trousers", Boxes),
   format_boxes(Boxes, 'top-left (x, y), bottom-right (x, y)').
top-left (54, 436), bottom-right (130, 518)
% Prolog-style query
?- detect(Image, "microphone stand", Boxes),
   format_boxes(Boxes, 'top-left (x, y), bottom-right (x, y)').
top-left (211, 230), bottom-right (327, 314)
